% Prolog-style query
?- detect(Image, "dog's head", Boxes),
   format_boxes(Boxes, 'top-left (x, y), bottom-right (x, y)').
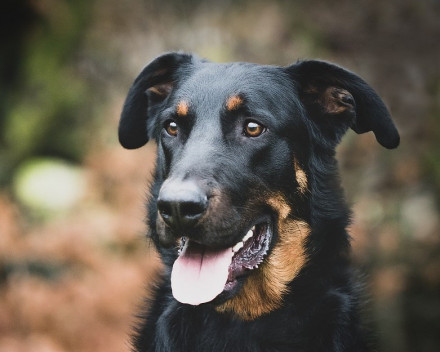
top-left (119, 53), bottom-right (399, 320)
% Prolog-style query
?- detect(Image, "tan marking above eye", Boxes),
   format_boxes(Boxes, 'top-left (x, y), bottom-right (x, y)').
top-left (176, 101), bottom-right (189, 116)
top-left (226, 95), bottom-right (243, 111)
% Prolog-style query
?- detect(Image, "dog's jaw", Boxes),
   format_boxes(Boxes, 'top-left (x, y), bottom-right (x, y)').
top-left (167, 193), bottom-right (310, 321)
top-left (216, 196), bottom-right (310, 320)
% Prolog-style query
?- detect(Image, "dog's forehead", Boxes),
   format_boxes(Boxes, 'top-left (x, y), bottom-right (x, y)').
top-left (175, 62), bottom-right (293, 110)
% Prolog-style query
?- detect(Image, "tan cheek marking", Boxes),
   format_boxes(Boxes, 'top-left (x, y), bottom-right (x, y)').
top-left (216, 196), bottom-right (310, 320)
top-left (267, 195), bottom-right (291, 220)
top-left (226, 95), bottom-right (243, 111)
top-left (294, 159), bottom-right (308, 194)
top-left (177, 101), bottom-right (189, 116)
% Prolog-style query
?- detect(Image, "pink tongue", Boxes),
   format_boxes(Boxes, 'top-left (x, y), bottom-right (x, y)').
top-left (171, 242), bottom-right (233, 305)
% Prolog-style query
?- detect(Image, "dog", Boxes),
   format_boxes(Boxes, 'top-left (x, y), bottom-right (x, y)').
top-left (119, 52), bottom-right (399, 352)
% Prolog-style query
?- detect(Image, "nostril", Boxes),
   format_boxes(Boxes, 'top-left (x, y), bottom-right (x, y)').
top-left (180, 200), bottom-right (207, 219)
top-left (157, 199), bottom-right (206, 219)
top-left (157, 199), bottom-right (173, 218)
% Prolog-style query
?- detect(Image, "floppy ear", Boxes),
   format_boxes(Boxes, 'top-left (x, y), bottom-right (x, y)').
top-left (287, 60), bottom-right (399, 149)
top-left (119, 52), bottom-right (193, 149)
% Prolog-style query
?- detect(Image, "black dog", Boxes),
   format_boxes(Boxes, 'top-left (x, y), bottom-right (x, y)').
top-left (119, 52), bottom-right (399, 352)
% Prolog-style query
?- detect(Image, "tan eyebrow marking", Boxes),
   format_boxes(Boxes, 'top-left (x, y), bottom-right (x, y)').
top-left (226, 95), bottom-right (244, 111)
top-left (176, 100), bottom-right (189, 116)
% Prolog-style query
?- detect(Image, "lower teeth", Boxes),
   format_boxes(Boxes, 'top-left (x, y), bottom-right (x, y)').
top-left (178, 237), bottom-right (187, 255)
top-left (232, 241), bottom-right (244, 252)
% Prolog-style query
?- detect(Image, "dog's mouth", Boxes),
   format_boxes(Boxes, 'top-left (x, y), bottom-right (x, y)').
top-left (170, 221), bottom-right (272, 306)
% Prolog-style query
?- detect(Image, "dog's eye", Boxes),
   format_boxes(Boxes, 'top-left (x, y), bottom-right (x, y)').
top-left (164, 120), bottom-right (178, 136)
top-left (243, 120), bottom-right (266, 137)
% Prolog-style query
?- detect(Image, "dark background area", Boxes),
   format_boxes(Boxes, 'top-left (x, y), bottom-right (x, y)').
top-left (0, 0), bottom-right (439, 351)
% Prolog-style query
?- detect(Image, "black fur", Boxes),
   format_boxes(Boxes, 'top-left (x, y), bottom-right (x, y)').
top-left (119, 52), bottom-right (399, 352)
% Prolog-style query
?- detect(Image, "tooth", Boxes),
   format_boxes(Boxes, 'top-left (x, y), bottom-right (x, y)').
top-left (242, 230), bottom-right (253, 242)
top-left (178, 237), bottom-right (189, 255)
top-left (251, 225), bottom-right (256, 232)
top-left (233, 241), bottom-right (244, 252)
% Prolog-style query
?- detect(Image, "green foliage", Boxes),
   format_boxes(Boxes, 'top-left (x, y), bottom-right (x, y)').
top-left (13, 157), bottom-right (86, 219)
top-left (0, 0), bottom-right (93, 184)
top-left (424, 80), bottom-right (440, 202)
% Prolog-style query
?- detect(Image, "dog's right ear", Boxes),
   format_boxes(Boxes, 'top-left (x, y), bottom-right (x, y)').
top-left (287, 60), bottom-right (399, 149)
top-left (119, 52), bottom-right (194, 149)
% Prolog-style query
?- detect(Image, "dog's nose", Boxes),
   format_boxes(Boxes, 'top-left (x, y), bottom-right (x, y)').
top-left (157, 180), bottom-right (208, 230)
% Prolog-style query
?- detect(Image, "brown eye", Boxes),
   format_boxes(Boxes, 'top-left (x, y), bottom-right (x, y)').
top-left (243, 120), bottom-right (265, 137)
top-left (165, 120), bottom-right (178, 136)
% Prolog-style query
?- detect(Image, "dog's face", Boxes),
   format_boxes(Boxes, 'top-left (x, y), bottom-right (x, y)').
top-left (119, 53), bottom-right (399, 320)
top-left (154, 63), bottom-right (305, 248)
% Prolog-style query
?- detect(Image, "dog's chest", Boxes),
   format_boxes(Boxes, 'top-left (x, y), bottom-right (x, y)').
top-left (153, 303), bottom-right (300, 352)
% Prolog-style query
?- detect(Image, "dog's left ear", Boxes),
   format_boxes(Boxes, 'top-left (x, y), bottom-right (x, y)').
top-left (287, 60), bottom-right (399, 149)
top-left (119, 52), bottom-right (194, 149)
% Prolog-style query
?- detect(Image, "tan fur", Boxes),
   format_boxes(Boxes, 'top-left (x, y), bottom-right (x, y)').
top-left (226, 95), bottom-right (243, 111)
top-left (177, 101), bottom-right (189, 116)
top-left (321, 87), bottom-right (354, 115)
top-left (294, 159), bottom-right (308, 193)
top-left (303, 85), bottom-right (354, 116)
top-left (147, 83), bottom-right (173, 97)
top-left (216, 195), bottom-right (310, 320)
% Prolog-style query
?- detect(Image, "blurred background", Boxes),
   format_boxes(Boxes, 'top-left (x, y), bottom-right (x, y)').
top-left (0, 0), bottom-right (439, 351)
